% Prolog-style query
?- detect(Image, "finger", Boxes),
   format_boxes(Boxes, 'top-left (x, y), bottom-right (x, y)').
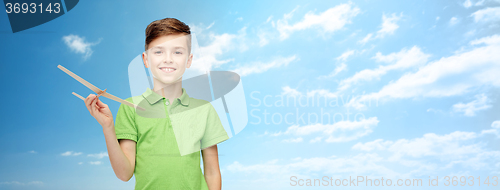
top-left (90, 96), bottom-right (99, 115)
top-left (85, 94), bottom-right (95, 108)
top-left (96, 98), bottom-right (107, 108)
top-left (93, 97), bottom-right (102, 112)
top-left (85, 94), bottom-right (94, 103)
top-left (91, 97), bottom-right (98, 113)
top-left (86, 94), bottom-right (95, 114)
top-left (95, 97), bottom-right (103, 110)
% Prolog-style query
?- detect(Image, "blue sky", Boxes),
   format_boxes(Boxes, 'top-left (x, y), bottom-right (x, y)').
top-left (1, 0), bottom-right (500, 189)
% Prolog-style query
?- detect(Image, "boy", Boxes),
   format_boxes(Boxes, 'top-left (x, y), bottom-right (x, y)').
top-left (84, 18), bottom-right (229, 190)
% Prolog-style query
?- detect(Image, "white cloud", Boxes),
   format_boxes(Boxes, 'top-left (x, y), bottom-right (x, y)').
top-left (227, 159), bottom-right (284, 175)
top-left (190, 22), bottom-right (214, 35)
top-left (463, 0), bottom-right (474, 8)
top-left (206, 22), bottom-right (215, 30)
top-left (481, 120), bottom-right (500, 137)
top-left (231, 55), bottom-right (297, 77)
top-left (259, 131), bottom-right (283, 137)
top-left (317, 63), bottom-right (347, 80)
top-left (471, 7), bottom-right (500, 23)
top-left (0, 181), bottom-right (43, 185)
top-left (87, 152), bottom-right (109, 159)
top-left (61, 151), bottom-right (82, 156)
top-left (338, 46), bottom-right (430, 90)
top-left (309, 137), bottom-right (322, 143)
top-left (358, 33), bottom-right (373, 44)
top-left (281, 86), bottom-right (303, 97)
top-left (277, 117), bottom-right (379, 143)
top-left (377, 13), bottom-right (403, 38)
top-left (353, 121), bottom-right (500, 170)
top-left (358, 13), bottom-right (403, 44)
top-left (257, 32), bottom-right (269, 47)
top-left (195, 32), bottom-right (237, 69)
top-left (78, 162), bottom-right (83, 165)
top-left (282, 137), bottom-right (303, 143)
top-left (317, 50), bottom-right (355, 79)
top-left (62, 34), bottom-right (100, 60)
top-left (346, 34), bottom-right (500, 110)
top-left (279, 86), bottom-right (350, 106)
top-left (227, 121), bottom-right (500, 188)
top-left (353, 131), bottom-right (480, 157)
top-left (465, 29), bottom-right (477, 37)
top-left (266, 16), bottom-right (273, 23)
top-left (452, 94), bottom-right (492, 116)
top-left (276, 2), bottom-right (360, 40)
top-left (28, 150), bottom-right (37, 154)
top-left (449, 16), bottom-right (460, 26)
top-left (230, 154), bottom-right (390, 176)
top-left (190, 26), bottom-right (247, 72)
top-left (226, 153), bottom-right (399, 187)
top-left (89, 161), bottom-right (102, 165)
top-left (256, 17), bottom-right (278, 47)
top-left (470, 34), bottom-right (500, 45)
top-left (462, 0), bottom-right (499, 8)
top-left (492, 120), bottom-right (500, 128)
top-left (278, 86), bottom-right (382, 113)
top-left (426, 108), bottom-right (446, 114)
top-left (336, 50), bottom-right (355, 62)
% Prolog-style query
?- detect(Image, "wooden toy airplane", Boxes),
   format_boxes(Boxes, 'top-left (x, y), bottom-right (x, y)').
top-left (57, 65), bottom-right (145, 111)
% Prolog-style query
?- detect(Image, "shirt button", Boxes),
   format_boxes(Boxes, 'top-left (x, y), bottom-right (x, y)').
top-left (165, 101), bottom-right (170, 105)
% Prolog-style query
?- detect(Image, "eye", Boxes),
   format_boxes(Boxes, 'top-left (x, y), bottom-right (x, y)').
top-left (175, 51), bottom-right (182, 55)
top-left (154, 51), bottom-right (162, 55)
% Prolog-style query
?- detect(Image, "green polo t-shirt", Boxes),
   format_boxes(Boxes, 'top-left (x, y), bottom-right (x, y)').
top-left (114, 87), bottom-right (230, 190)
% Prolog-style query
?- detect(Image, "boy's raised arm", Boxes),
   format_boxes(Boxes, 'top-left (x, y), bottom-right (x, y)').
top-left (85, 94), bottom-right (136, 181)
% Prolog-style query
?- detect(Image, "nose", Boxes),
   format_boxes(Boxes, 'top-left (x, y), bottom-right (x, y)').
top-left (162, 52), bottom-right (174, 63)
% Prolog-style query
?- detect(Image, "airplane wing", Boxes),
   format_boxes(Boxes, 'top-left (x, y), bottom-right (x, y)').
top-left (57, 65), bottom-right (102, 94)
top-left (72, 92), bottom-right (85, 101)
top-left (58, 65), bottom-right (145, 111)
top-left (102, 92), bottom-right (145, 111)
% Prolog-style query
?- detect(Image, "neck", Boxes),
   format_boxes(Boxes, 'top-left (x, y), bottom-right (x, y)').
top-left (152, 78), bottom-right (183, 104)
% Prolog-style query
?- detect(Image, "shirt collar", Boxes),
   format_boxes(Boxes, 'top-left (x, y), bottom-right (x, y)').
top-left (142, 87), bottom-right (190, 106)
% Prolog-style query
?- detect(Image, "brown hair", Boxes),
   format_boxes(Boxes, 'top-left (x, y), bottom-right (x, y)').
top-left (144, 18), bottom-right (191, 53)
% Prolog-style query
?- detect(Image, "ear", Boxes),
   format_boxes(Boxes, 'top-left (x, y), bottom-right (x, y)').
top-left (186, 53), bottom-right (193, 68)
top-left (142, 52), bottom-right (149, 68)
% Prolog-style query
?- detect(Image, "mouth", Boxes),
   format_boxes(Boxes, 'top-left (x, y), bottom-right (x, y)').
top-left (159, 67), bottom-right (176, 73)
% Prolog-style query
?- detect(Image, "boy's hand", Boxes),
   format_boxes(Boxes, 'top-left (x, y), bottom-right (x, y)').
top-left (85, 94), bottom-right (114, 130)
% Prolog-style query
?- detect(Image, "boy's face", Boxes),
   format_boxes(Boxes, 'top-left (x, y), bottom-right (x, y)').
top-left (142, 33), bottom-right (193, 86)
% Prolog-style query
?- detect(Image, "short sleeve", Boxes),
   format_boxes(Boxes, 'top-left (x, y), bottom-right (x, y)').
top-left (200, 103), bottom-right (230, 150)
top-left (114, 101), bottom-right (138, 143)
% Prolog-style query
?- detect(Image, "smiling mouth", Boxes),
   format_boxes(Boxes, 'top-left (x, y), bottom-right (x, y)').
top-left (159, 67), bottom-right (176, 73)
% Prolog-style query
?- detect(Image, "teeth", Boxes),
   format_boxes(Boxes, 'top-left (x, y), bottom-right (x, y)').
top-left (161, 68), bottom-right (175, 72)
